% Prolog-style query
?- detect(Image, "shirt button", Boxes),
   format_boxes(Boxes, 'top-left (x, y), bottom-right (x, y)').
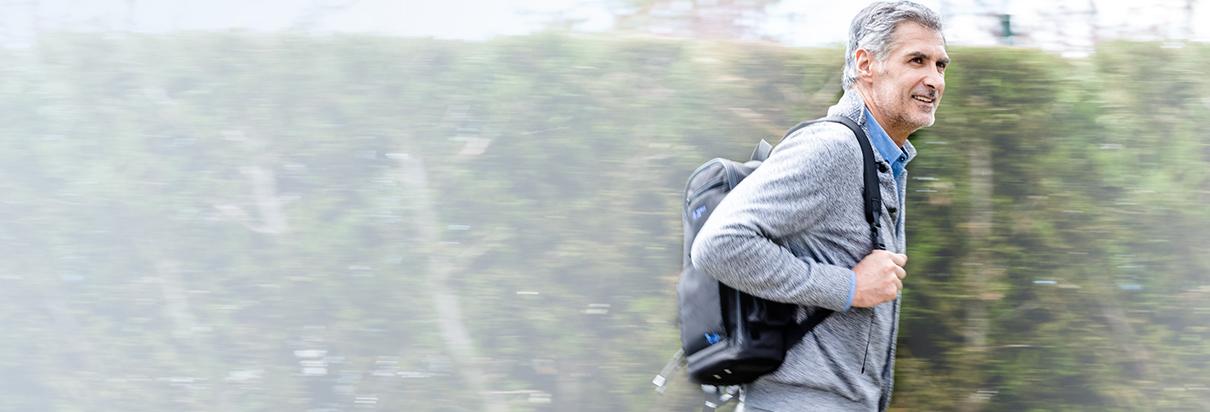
top-left (877, 163), bottom-right (889, 173)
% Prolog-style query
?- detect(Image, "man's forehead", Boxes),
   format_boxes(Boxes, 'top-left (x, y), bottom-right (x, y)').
top-left (889, 23), bottom-right (948, 58)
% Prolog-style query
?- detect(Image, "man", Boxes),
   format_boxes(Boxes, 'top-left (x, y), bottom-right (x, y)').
top-left (690, 1), bottom-right (948, 410)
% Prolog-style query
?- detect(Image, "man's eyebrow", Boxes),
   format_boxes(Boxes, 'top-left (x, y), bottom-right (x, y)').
top-left (907, 50), bottom-right (950, 66)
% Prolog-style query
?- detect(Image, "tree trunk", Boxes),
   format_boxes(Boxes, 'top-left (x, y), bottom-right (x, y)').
top-left (958, 142), bottom-right (993, 412)
top-left (397, 153), bottom-right (506, 412)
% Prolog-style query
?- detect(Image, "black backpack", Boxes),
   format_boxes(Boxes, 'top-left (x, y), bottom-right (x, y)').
top-left (664, 116), bottom-right (883, 388)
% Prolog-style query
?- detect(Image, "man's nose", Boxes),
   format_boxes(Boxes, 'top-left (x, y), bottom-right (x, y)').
top-left (924, 69), bottom-right (945, 92)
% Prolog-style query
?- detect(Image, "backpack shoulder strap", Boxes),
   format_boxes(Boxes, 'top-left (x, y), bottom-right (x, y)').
top-left (782, 116), bottom-right (885, 347)
top-left (750, 139), bottom-right (774, 162)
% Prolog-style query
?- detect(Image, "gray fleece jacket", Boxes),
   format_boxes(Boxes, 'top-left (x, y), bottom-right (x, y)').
top-left (690, 90), bottom-right (916, 411)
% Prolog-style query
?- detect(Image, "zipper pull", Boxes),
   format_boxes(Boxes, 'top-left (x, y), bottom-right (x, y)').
top-left (860, 310), bottom-right (875, 374)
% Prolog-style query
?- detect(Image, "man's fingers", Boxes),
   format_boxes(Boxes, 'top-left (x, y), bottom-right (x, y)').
top-left (890, 253), bottom-right (908, 267)
top-left (894, 266), bottom-right (907, 280)
top-left (892, 277), bottom-right (903, 292)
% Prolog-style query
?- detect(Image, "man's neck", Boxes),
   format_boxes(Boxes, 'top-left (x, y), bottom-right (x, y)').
top-left (855, 87), bottom-right (909, 147)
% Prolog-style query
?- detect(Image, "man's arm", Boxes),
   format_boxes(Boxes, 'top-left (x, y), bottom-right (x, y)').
top-left (690, 124), bottom-right (859, 312)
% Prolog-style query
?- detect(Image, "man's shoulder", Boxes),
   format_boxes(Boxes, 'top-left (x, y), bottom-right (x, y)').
top-left (756, 119), bottom-right (866, 191)
top-left (774, 120), bottom-right (863, 160)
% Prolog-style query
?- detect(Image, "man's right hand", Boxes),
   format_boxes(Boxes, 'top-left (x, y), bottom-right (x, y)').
top-left (851, 250), bottom-right (908, 308)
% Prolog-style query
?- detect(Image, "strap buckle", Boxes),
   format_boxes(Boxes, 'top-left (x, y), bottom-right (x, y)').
top-left (652, 348), bottom-right (685, 393)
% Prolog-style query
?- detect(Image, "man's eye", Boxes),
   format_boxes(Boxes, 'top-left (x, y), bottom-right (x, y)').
top-left (911, 57), bottom-right (924, 64)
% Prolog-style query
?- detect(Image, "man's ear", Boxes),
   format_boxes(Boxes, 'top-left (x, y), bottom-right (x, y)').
top-left (855, 48), bottom-right (874, 83)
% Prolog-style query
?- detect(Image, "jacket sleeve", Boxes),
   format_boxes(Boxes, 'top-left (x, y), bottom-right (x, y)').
top-left (690, 124), bottom-right (859, 312)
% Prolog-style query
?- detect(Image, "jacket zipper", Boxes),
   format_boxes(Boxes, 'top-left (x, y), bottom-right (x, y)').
top-left (860, 309), bottom-right (874, 374)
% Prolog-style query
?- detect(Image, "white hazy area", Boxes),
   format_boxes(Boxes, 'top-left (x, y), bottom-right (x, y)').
top-left (1, 0), bottom-right (1206, 55)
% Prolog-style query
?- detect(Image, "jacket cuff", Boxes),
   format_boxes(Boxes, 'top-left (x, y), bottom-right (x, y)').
top-left (844, 270), bottom-right (856, 312)
top-left (797, 263), bottom-right (860, 312)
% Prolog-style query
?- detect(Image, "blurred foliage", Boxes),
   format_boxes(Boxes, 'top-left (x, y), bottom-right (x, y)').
top-left (606, 0), bottom-right (781, 40)
top-left (0, 31), bottom-right (1207, 411)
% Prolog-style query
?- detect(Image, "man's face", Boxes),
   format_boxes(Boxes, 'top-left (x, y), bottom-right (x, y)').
top-left (863, 22), bottom-right (949, 136)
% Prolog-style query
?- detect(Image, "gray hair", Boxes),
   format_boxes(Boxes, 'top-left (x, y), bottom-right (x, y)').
top-left (842, 1), bottom-right (945, 90)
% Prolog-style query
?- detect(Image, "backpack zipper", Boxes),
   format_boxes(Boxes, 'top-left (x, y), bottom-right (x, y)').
top-left (684, 160), bottom-right (742, 207)
top-left (685, 180), bottom-right (727, 207)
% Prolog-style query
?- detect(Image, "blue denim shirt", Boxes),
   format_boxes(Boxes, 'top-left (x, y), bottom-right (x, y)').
top-left (864, 107), bottom-right (910, 187)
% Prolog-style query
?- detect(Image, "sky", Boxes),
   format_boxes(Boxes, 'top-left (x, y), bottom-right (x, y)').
top-left (1, 0), bottom-right (1206, 52)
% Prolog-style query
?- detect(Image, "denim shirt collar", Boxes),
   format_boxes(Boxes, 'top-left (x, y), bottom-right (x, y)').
top-left (863, 106), bottom-right (911, 179)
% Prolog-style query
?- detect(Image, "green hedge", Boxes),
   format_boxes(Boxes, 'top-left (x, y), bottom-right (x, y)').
top-left (0, 32), bottom-right (1206, 411)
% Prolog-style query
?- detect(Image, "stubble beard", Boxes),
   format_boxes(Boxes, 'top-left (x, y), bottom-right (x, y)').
top-left (886, 97), bottom-right (936, 137)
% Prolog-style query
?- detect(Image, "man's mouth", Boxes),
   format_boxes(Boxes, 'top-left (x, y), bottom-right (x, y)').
top-left (911, 94), bottom-right (935, 104)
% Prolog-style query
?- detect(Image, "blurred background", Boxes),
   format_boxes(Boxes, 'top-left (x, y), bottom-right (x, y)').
top-left (1, 0), bottom-right (1208, 411)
